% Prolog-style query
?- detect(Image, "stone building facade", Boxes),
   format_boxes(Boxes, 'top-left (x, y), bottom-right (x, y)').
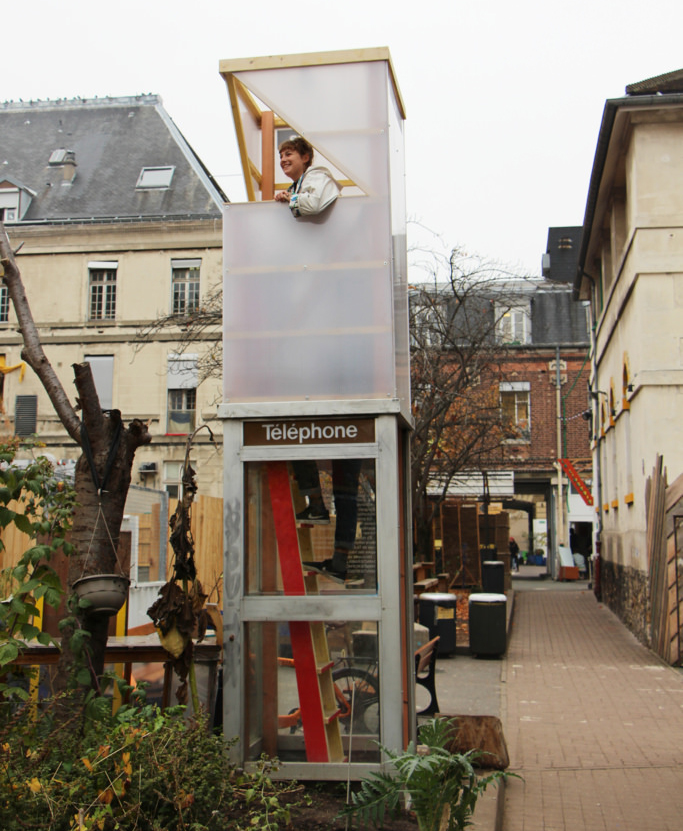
top-left (0, 96), bottom-right (226, 512)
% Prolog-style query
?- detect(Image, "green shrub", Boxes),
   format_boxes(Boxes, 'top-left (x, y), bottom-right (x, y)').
top-left (0, 685), bottom-right (300, 830)
top-left (339, 717), bottom-right (511, 831)
top-left (0, 438), bottom-right (77, 698)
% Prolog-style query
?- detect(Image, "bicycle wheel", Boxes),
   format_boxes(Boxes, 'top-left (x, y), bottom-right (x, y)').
top-left (332, 667), bottom-right (380, 735)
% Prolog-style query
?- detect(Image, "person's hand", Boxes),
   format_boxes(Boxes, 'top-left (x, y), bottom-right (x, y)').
top-left (274, 191), bottom-right (290, 203)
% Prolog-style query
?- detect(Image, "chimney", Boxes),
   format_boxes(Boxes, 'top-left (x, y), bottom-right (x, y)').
top-left (62, 150), bottom-right (77, 184)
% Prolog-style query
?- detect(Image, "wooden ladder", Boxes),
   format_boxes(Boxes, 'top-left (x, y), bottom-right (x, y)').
top-left (266, 461), bottom-right (344, 763)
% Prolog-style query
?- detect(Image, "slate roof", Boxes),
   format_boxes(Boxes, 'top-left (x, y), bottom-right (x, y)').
top-left (0, 95), bottom-right (226, 222)
top-left (413, 278), bottom-right (590, 348)
top-left (626, 68), bottom-right (683, 96)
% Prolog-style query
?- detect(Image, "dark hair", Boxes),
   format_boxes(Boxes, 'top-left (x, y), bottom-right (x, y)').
top-left (278, 136), bottom-right (314, 169)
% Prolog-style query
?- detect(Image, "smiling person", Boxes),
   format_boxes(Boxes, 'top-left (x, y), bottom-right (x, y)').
top-left (275, 136), bottom-right (340, 217)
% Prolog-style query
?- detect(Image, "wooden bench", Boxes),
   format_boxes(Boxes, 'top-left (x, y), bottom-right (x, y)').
top-left (415, 635), bottom-right (441, 715)
top-left (413, 562), bottom-right (436, 582)
top-left (413, 578), bottom-right (439, 596)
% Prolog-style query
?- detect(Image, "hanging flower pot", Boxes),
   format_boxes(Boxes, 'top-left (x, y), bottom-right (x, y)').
top-left (73, 574), bottom-right (130, 616)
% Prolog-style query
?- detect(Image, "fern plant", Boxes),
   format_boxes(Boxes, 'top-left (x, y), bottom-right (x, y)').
top-left (339, 717), bottom-right (509, 830)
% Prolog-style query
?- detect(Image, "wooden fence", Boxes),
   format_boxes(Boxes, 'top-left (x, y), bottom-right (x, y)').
top-left (1, 494), bottom-right (225, 605)
top-left (646, 457), bottom-right (683, 665)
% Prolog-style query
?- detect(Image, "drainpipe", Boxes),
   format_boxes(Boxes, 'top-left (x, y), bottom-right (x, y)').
top-left (554, 346), bottom-right (564, 576)
top-left (589, 295), bottom-right (603, 599)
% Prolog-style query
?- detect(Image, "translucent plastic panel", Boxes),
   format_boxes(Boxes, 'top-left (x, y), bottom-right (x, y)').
top-left (393, 234), bottom-right (410, 414)
top-left (223, 197), bottom-right (395, 402)
top-left (244, 620), bottom-right (381, 763)
top-left (387, 86), bottom-right (410, 414)
top-left (233, 82), bottom-right (263, 200)
top-left (236, 62), bottom-right (389, 196)
top-left (388, 78), bottom-right (407, 238)
top-left (245, 459), bottom-right (377, 595)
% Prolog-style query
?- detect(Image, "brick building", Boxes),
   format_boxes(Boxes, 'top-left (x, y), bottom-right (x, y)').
top-left (420, 230), bottom-right (593, 578)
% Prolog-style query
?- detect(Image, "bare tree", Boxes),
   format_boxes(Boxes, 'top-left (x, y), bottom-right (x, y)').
top-left (135, 235), bottom-right (529, 567)
top-left (409, 246), bottom-right (528, 562)
top-left (134, 284), bottom-right (222, 383)
top-left (0, 224), bottom-right (151, 695)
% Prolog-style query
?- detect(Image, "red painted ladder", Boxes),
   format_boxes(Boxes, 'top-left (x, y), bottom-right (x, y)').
top-left (558, 458), bottom-right (594, 506)
top-left (266, 461), bottom-right (344, 763)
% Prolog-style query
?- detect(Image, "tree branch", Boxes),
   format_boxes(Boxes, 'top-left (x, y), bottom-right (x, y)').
top-left (0, 223), bottom-right (81, 443)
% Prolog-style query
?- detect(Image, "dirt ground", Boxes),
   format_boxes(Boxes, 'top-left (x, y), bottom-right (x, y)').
top-left (289, 782), bottom-right (419, 829)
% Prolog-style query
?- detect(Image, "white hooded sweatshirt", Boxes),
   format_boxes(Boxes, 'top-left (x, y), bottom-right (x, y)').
top-left (288, 166), bottom-right (341, 217)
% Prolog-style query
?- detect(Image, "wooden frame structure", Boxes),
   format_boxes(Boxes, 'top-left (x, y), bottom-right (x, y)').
top-left (218, 48), bottom-right (412, 779)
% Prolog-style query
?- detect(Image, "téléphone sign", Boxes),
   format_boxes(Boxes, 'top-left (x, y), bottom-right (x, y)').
top-left (243, 418), bottom-right (375, 447)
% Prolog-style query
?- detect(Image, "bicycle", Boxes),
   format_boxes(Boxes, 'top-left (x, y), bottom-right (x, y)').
top-left (278, 653), bottom-right (380, 736)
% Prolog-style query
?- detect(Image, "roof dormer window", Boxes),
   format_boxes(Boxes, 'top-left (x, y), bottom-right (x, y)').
top-left (136, 166), bottom-right (175, 189)
top-left (0, 179), bottom-right (35, 222)
top-left (49, 148), bottom-right (70, 165)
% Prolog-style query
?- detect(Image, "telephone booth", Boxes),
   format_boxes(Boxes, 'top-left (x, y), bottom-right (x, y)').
top-left (218, 49), bottom-right (413, 778)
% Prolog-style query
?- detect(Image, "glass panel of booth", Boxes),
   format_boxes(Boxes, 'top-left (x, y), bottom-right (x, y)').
top-left (233, 60), bottom-right (390, 197)
top-left (245, 457), bottom-right (377, 594)
top-left (244, 620), bottom-right (382, 764)
top-left (223, 198), bottom-right (394, 404)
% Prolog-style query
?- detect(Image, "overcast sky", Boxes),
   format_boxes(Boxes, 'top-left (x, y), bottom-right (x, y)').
top-left (5, 1), bottom-right (683, 276)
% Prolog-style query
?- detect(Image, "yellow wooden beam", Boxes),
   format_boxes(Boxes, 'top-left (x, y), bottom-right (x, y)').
top-left (248, 159), bottom-right (263, 188)
top-left (219, 47), bottom-right (406, 119)
top-left (234, 78), bottom-right (264, 124)
top-left (226, 75), bottom-right (256, 202)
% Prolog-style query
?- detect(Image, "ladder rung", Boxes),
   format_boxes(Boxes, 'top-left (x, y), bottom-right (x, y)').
top-left (324, 707), bottom-right (341, 724)
top-left (317, 660), bottom-right (335, 675)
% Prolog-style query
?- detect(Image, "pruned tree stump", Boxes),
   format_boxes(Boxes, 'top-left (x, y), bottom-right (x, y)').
top-left (439, 714), bottom-right (509, 770)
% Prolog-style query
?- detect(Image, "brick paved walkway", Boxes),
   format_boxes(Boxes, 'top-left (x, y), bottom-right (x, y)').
top-left (502, 586), bottom-right (683, 830)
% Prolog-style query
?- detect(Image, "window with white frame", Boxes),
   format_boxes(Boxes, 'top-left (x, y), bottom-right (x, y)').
top-left (164, 459), bottom-right (195, 500)
top-left (500, 381), bottom-right (530, 441)
top-left (88, 261), bottom-right (118, 321)
top-left (0, 281), bottom-right (8, 323)
top-left (136, 166), bottom-right (175, 189)
top-left (410, 300), bottom-right (443, 349)
top-left (496, 303), bottom-right (531, 345)
top-left (171, 259), bottom-right (200, 315)
top-left (164, 461), bottom-right (183, 500)
top-left (167, 388), bottom-right (196, 434)
top-left (167, 354), bottom-right (198, 434)
top-left (0, 188), bottom-right (19, 223)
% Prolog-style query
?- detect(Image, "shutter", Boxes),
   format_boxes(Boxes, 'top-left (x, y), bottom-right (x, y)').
top-left (15, 395), bottom-right (38, 436)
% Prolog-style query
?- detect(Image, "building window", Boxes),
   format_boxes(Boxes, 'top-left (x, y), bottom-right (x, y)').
top-left (164, 459), bottom-right (196, 500)
top-left (88, 262), bottom-right (118, 321)
top-left (167, 388), bottom-right (196, 434)
top-left (136, 166), bottom-right (175, 189)
top-left (497, 304), bottom-right (531, 345)
top-left (500, 382), bottom-right (530, 441)
top-left (0, 282), bottom-right (8, 323)
top-left (167, 353), bottom-right (198, 433)
top-left (171, 259), bottom-right (200, 315)
top-left (164, 461), bottom-right (183, 499)
top-left (15, 395), bottom-right (38, 437)
top-left (0, 186), bottom-right (20, 223)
